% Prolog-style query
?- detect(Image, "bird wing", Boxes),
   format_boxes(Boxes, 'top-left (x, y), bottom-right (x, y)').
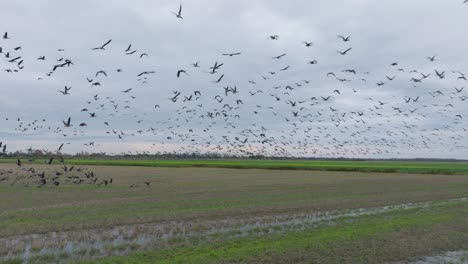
top-left (102, 39), bottom-right (112, 48)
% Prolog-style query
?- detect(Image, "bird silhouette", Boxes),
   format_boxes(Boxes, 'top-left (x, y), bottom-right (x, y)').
top-left (171, 3), bottom-right (183, 19)
top-left (92, 39), bottom-right (112, 50)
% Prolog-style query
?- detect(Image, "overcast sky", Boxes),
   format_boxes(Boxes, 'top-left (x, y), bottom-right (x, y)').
top-left (0, 0), bottom-right (467, 159)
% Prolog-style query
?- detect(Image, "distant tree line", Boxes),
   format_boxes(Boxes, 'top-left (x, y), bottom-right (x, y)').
top-left (0, 149), bottom-right (466, 162)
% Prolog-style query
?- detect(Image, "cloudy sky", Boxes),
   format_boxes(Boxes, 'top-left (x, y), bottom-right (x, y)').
top-left (0, 0), bottom-right (467, 159)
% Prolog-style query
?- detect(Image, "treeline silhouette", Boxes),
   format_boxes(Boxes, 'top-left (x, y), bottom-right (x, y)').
top-left (0, 149), bottom-right (466, 162)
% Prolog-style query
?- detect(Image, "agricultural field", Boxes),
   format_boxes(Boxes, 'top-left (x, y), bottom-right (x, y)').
top-left (1, 161), bottom-right (468, 263)
top-left (1, 158), bottom-right (467, 174)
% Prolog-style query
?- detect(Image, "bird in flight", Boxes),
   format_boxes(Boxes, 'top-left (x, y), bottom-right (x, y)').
top-left (269, 35), bottom-right (279, 40)
top-left (222, 52), bottom-right (241, 56)
top-left (96, 70), bottom-right (107, 77)
top-left (435, 70), bottom-right (445, 79)
top-left (92, 39), bottom-right (112, 50)
top-left (59, 86), bottom-right (72, 95)
top-left (171, 3), bottom-right (183, 19)
top-left (214, 74), bottom-right (225, 83)
top-left (126, 50), bottom-right (137, 55)
top-left (337, 48), bottom-right (352, 55)
top-left (209, 62), bottom-right (224, 74)
top-left (177, 69), bottom-right (188, 78)
top-left (125, 44), bottom-right (132, 52)
top-left (273, 53), bottom-right (287, 59)
top-left (338, 35), bottom-right (351, 42)
top-left (137, 71), bottom-right (155, 77)
top-left (427, 55), bottom-right (436, 62)
top-left (63, 117), bottom-right (72, 127)
top-left (121, 88), bottom-right (133, 93)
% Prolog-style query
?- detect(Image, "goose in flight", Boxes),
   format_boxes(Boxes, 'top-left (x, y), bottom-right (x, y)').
top-left (338, 35), bottom-right (351, 42)
top-left (454, 87), bottom-right (464, 93)
top-left (171, 3), bottom-right (183, 19)
top-left (177, 69), bottom-right (188, 78)
top-left (337, 48), bottom-right (352, 55)
top-left (95, 70), bottom-right (107, 77)
top-left (269, 35), bottom-right (279, 40)
top-left (427, 55), bottom-right (436, 62)
top-left (223, 52), bottom-right (241, 56)
top-left (209, 61), bottom-right (223, 74)
top-left (435, 70), bottom-right (445, 79)
top-left (273, 53), bottom-right (287, 59)
top-left (63, 117), bottom-right (71, 127)
top-left (137, 71), bottom-right (155, 77)
top-left (59, 86), bottom-right (71, 95)
top-left (92, 39), bottom-right (112, 50)
top-left (214, 74), bottom-right (225, 83)
top-left (121, 88), bottom-right (133, 93)
top-left (125, 44), bottom-right (132, 52)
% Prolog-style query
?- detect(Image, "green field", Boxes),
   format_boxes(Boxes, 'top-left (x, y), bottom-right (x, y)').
top-left (1, 158), bottom-right (468, 174)
top-left (1, 161), bottom-right (468, 263)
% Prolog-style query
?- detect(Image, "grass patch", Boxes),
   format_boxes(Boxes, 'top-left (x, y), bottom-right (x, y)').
top-left (77, 202), bottom-right (468, 264)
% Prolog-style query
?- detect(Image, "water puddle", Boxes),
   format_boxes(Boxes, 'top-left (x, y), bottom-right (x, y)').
top-left (391, 250), bottom-right (468, 264)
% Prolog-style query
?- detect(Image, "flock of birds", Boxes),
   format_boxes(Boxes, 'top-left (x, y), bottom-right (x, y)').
top-left (0, 142), bottom-right (112, 187)
top-left (0, 3), bottom-right (467, 187)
